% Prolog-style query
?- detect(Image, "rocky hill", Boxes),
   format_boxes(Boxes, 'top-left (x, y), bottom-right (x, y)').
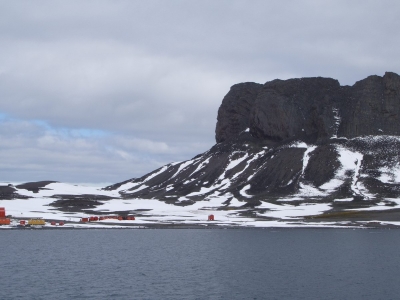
top-left (104, 72), bottom-right (400, 207)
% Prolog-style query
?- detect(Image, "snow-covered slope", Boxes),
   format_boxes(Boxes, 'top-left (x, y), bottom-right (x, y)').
top-left (3, 135), bottom-right (399, 228)
top-left (3, 139), bottom-right (400, 229)
top-left (100, 135), bottom-right (400, 226)
top-left (105, 135), bottom-right (400, 203)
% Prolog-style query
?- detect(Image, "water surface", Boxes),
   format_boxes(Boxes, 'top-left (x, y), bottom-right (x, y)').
top-left (1, 228), bottom-right (400, 299)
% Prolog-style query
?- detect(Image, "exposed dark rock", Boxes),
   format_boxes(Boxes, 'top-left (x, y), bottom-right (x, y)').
top-left (304, 145), bottom-right (340, 187)
top-left (250, 77), bottom-right (341, 144)
top-left (0, 185), bottom-right (29, 200)
top-left (246, 147), bottom-right (304, 197)
top-left (47, 194), bottom-right (114, 212)
top-left (49, 199), bottom-right (103, 211)
top-left (339, 72), bottom-right (400, 139)
top-left (216, 72), bottom-right (400, 145)
top-left (215, 82), bottom-right (262, 143)
top-left (103, 178), bottom-right (133, 191)
top-left (16, 181), bottom-right (57, 193)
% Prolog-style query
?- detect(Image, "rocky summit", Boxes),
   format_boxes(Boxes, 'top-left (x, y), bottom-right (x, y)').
top-left (217, 72), bottom-right (400, 144)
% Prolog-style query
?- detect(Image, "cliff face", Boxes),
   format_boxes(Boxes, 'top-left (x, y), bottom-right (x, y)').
top-left (215, 82), bottom-right (262, 143)
top-left (216, 72), bottom-right (400, 144)
top-left (339, 72), bottom-right (400, 139)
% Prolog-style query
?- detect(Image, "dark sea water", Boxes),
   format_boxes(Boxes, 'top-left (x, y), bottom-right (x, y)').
top-left (1, 228), bottom-right (400, 300)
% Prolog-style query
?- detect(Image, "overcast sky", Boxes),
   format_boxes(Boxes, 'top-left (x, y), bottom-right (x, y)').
top-left (1, 0), bottom-right (399, 184)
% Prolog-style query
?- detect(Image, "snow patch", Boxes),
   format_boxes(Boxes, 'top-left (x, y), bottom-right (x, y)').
top-left (378, 164), bottom-right (400, 184)
top-left (319, 146), bottom-right (364, 197)
top-left (331, 107), bottom-right (341, 138)
top-left (225, 153), bottom-right (249, 171)
top-left (189, 157), bottom-right (211, 177)
top-left (124, 184), bottom-right (148, 194)
top-left (171, 160), bottom-right (194, 178)
top-left (240, 184), bottom-right (252, 198)
top-left (258, 202), bottom-right (331, 219)
top-left (301, 145), bottom-right (317, 174)
top-left (289, 141), bottom-right (309, 149)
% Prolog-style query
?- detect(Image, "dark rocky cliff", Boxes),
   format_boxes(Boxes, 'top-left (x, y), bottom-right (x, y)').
top-left (215, 82), bottom-right (262, 143)
top-left (216, 72), bottom-right (400, 144)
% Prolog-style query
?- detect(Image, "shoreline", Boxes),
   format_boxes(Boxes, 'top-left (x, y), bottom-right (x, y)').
top-left (2, 220), bottom-right (400, 230)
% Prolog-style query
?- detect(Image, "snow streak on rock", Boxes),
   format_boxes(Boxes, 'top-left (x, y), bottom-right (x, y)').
top-left (335, 146), bottom-right (364, 197)
top-left (189, 157), bottom-right (211, 177)
top-left (232, 150), bottom-right (265, 181)
top-left (240, 184), bottom-right (252, 198)
top-left (293, 144), bottom-right (325, 198)
top-left (171, 158), bottom-right (199, 179)
top-left (378, 164), bottom-right (400, 184)
top-left (301, 145), bottom-right (317, 175)
top-left (331, 107), bottom-right (341, 138)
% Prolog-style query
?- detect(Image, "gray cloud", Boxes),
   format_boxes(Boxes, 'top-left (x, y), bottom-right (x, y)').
top-left (1, 0), bottom-right (400, 183)
top-left (0, 116), bottom-right (205, 183)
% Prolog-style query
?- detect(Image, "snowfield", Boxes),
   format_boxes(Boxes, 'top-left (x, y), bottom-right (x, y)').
top-left (1, 180), bottom-right (400, 229)
top-left (3, 136), bottom-right (400, 229)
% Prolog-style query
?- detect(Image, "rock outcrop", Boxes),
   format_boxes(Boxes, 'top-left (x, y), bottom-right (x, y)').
top-left (216, 72), bottom-right (400, 144)
top-left (215, 82), bottom-right (262, 143)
